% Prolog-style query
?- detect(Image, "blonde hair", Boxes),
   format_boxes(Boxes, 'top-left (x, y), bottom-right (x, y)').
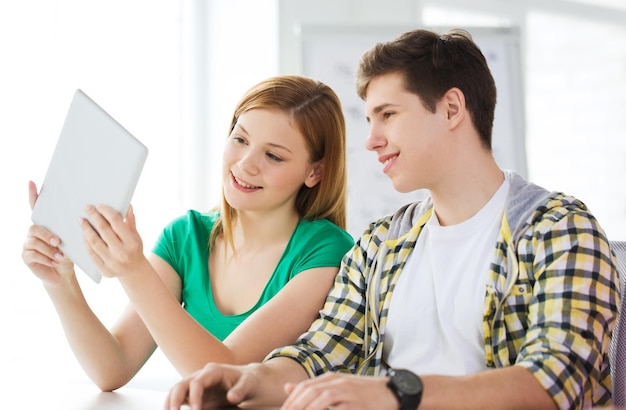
top-left (210, 75), bottom-right (347, 250)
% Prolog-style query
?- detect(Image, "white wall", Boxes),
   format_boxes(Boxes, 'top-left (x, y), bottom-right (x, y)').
top-left (186, 0), bottom-right (279, 211)
top-left (275, 0), bottom-right (626, 240)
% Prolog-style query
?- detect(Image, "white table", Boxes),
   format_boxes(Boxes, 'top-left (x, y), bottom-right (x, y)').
top-left (3, 379), bottom-right (281, 409)
top-left (3, 381), bottom-right (166, 409)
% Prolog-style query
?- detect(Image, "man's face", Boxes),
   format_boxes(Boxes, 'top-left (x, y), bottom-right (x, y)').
top-left (364, 72), bottom-right (449, 193)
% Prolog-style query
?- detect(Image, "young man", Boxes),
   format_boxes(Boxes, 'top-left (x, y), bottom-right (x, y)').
top-left (165, 28), bottom-right (619, 410)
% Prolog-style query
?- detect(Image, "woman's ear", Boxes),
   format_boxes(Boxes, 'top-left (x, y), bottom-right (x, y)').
top-left (304, 161), bottom-right (323, 188)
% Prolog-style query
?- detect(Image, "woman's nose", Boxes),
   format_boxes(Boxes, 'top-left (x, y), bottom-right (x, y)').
top-left (238, 151), bottom-right (260, 175)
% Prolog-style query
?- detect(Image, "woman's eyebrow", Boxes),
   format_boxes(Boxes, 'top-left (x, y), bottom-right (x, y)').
top-left (234, 123), bottom-right (293, 154)
top-left (234, 123), bottom-right (249, 135)
top-left (267, 143), bottom-right (292, 154)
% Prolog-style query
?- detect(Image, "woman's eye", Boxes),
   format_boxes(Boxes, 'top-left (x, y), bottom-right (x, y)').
top-left (266, 152), bottom-right (283, 162)
top-left (231, 135), bottom-right (246, 144)
top-left (383, 112), bottom-right (394, 119)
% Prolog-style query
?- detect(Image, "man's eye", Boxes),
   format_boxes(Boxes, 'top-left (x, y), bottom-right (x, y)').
top-left (383, 112), bottom-right (394, 119)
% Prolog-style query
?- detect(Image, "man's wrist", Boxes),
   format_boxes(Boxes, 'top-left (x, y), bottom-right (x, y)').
top-left (386, 368), bottom-right (423, 410)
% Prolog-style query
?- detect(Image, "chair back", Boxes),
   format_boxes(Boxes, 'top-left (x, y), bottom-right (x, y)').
top-left (610, 240), bottom-right (626, 406)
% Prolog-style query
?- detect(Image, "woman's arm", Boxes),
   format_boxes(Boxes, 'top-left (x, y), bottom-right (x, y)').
top-left (83, 204), bottom-right (341, 376)
top-left (23, 225), bottom-right (159, 392)
top-left (22, 182), bottom-right (159, 391)
top-left (44, 277), bottom-right (158, 391)
top-left (222, 265), bottom-right (337, 362)
top-left (118, 255), bottom-right (338, 374)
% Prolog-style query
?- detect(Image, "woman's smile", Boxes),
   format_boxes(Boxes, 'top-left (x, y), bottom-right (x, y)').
top-left (231, 172), bottom-right (262, 192)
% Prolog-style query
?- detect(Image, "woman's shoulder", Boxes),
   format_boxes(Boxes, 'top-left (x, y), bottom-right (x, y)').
top-left (295, 218), bottom-right (354, 244)
top-left (282, 219), bottom-right (354, 269)
top-left (164, 209), bottom-right (220, 234)
top-left (297, 218), bottom-right (349, 234)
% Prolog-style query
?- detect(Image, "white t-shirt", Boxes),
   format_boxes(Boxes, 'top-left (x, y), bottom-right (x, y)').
top-left (383, 176), bottom-right (510, 375)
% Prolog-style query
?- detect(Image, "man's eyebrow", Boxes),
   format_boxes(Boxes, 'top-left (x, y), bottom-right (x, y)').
top-left (369, 103), bottom-right (397, 115)
top-left (365, 103), bottom-right (395, 121)
top-left (372, 103), bottom-right (392, 114)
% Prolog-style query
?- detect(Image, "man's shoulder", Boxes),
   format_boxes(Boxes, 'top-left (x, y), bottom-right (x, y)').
top-left (528, 192), bottom-right (592, 225)
top-left (506, 173), bottom-right (582, 229)
top-left (502, 172), bottom-right (601, 242)
top-left (358, 199), bottom-right (432, 241)
top-left (509, 188), bottom-right (598, 243)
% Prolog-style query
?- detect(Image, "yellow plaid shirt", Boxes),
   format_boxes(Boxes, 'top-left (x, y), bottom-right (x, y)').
top-left (267, 172), bottom-right (619, 409)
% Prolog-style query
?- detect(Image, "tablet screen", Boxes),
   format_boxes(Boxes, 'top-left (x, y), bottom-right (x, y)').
top-left (31, 90), bottom-right (148, 283)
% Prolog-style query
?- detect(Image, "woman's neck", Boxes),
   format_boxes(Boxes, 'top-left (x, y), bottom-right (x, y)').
top-left (232, 209), bottom-right (300, 250)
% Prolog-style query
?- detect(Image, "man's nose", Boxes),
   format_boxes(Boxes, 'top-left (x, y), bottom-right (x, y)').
top-left (365, 123), bottom-right (386, 152)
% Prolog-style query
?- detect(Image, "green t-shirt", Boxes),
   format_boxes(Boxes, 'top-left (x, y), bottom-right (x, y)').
top-left (152, 210), bottom-right (354, 341)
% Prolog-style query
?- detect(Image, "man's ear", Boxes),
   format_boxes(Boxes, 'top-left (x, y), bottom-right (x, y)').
top-left (304, 161), bottom-right (323, 188)
top-left (442, 87), bottom-right (465, 128)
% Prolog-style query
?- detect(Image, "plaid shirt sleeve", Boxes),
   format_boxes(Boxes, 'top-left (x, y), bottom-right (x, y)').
top-left (512, 196), bottom-right (619, 408)
top-left (265, 217), bottom-right (391, 378)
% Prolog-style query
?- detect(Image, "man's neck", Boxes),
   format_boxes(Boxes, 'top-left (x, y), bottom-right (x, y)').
top-left (430, 156), bottom-right (505, 227)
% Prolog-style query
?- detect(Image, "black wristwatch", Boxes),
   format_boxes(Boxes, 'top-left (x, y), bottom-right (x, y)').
top-left (387, 368), bottom-right (423, 410)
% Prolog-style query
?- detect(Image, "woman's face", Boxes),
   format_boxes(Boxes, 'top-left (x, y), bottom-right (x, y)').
top-left (222, 108), bottom-right (322, 216)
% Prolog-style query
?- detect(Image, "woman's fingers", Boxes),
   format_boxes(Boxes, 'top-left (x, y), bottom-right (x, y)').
top-left (28, 180), bottom-right (39, 210)
top-left (24, 224), bottom-right (64, 263)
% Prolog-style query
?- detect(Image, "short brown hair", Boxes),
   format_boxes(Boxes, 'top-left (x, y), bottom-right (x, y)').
top-left (356, 28), bottom-right (497, 150)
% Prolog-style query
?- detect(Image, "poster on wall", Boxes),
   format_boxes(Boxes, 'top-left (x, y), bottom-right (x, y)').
top-left (299, 25), bottom-right (526, 237)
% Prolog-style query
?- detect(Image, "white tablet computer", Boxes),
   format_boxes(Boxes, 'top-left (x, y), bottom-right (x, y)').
top-left (31, 89), bottom-right (149, 283)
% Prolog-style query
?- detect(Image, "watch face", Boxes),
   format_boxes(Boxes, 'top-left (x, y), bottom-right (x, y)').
top-left (393, 369), bottom-right (423, 395)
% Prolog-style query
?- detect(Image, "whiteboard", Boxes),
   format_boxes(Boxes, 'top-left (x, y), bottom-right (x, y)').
top-left (299, 26), bottom-right (526, 237)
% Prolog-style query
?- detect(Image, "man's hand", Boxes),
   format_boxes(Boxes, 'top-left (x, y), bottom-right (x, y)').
top-left (281, 373), bottom-right (398, 410)
top-left (164, 363), bottom-right (262, 410)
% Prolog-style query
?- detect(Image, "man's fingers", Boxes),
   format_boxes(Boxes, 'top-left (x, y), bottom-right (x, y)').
top-left (227, 372), bottom-right (256, 404)
top-left (164, 379), bottom-right (190, 409)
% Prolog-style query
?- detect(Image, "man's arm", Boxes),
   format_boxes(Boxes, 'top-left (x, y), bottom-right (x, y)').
top-left (419, 366), bottom-right (556, 410)
top-left (514, 203), bottom-right (619, 408)
top-left (278, 366), bottom-right (555, 410)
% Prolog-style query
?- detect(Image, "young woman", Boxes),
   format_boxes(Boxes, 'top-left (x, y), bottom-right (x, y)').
top-left (22, 75), bottom-right (354, 392)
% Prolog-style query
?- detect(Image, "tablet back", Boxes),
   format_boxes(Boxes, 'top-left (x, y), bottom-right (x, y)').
top-left (31, 89), bottom-right (148, 283)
